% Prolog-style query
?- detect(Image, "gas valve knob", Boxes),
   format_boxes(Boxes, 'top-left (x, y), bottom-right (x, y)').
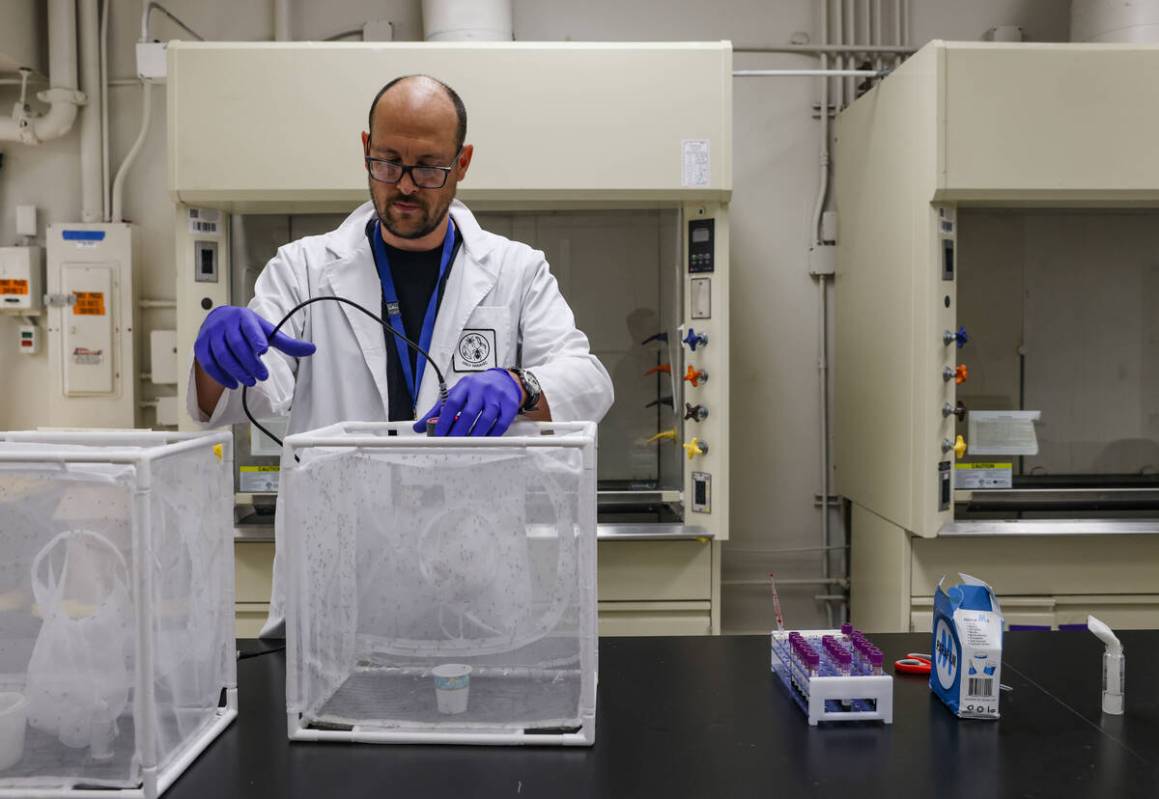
top-left (684, 365), bottom-right (708, 387)
top-left (684, 403), bottom-right (708, 422)
top-left (941, 435), bottom-right (968, 458)
top-left (942, 364), bottom-right (968, 384)
top-left (682, 328), bottom-right (708, 352)
top-left (683, 437), bottom-right (708, 460)
top-left (942, 401), bottom-right (967, 421)
top-left (943, 325), bottom-right (969, 349)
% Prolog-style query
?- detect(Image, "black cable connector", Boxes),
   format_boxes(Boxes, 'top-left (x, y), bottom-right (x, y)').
top-left (241, 295), bottom-right (449, 451)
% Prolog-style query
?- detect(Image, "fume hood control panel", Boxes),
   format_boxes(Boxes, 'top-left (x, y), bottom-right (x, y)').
top-left (682, 204), bottom-right (729, 540)
top-left (688, 219), bottom-right (715, 273)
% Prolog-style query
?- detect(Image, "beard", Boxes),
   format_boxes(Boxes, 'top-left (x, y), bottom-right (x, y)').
top-left (371, 182), bottom-right (454, 241)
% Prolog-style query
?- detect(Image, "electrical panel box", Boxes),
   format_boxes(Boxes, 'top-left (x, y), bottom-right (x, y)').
top-left (45, 224), bottom-right (136, 428)
top-left (0, 246), bottom-right (42, 313)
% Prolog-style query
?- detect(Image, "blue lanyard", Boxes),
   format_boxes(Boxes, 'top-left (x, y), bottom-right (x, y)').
top-left (369, 217), bottom-right (457, 411)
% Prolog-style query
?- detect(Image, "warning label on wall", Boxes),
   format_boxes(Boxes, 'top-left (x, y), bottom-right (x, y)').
top-left (73, 292), bottom-right (106, 315)
top-left (72, 347), bottom-right (104, 366)
top-left (0, 280), bottom-right (28, 295)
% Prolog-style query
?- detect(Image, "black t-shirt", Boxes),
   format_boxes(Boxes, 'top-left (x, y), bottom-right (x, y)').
top-left (366, 222), bottom-right (459, 421)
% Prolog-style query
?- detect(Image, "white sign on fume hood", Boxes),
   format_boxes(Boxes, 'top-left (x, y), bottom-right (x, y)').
top-left (968, 410), bottom-right (1041, 456)
top-left (682, 139), bottom-right (710, 187)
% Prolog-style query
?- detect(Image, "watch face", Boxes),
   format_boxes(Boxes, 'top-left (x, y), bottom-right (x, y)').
top-left (520, 370), bottom-right (540, 410)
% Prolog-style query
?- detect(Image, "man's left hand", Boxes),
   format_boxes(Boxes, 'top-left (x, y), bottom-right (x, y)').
top-left (413, 368), bottom-right (524, 436)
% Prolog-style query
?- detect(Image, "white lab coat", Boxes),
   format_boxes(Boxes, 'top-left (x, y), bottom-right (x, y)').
top-left (186, 199), bottom-right (613, 635)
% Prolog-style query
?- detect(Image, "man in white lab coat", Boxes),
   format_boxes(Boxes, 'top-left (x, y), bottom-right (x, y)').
top-left (186, 74), bottom-right (613, 634)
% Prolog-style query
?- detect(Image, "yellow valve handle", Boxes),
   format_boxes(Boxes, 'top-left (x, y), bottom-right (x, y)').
top-left (683, 437), bottom-right (708, 459)
top-left (646, 428), bottom-right (678, 444)
top-left (953, 434), bottom-right (967, 459)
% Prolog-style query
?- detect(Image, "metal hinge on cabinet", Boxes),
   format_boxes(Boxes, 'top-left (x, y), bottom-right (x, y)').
top-left (43, 293), bottom-right (75, 308)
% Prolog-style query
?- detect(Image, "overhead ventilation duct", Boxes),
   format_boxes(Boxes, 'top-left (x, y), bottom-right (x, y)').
top-left (1072, 0), bottom-right (1159, 42)
top-left (422, 0), bottom-right (513, 41)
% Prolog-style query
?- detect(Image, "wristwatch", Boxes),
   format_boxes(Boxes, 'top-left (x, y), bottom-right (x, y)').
top-left (512, 368), bottom-right (542, 414)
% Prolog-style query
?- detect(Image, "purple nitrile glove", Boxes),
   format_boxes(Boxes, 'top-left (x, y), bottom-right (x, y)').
top-left (194, 306), bottom-right (316, 390)
top-left (413, 368), bottom-right (524, 437)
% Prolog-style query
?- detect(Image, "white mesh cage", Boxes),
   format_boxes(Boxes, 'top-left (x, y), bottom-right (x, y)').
top-left (283, 421), bottom-right (597, 746)
top-left (0, 431), bottom-right (237, 798)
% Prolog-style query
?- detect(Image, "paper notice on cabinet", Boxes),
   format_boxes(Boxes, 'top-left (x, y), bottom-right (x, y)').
top-left (968, 411), bottom-right (1041, 456)
top-left (682, 140), bottom-right (710, 187)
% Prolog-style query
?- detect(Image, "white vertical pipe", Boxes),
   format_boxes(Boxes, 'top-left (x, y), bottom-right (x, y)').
top-left (111, 82), bottom-right (153, 223)
top-left (892, 0), bottom-right (902, 69)
top-left (814, 0), bottom-right (834, 629)
top-left (79, 0), bottom-right (104, 222)
top-left (834, 0), bottom-right (844, 109)
top-left (0, 0), bottom-right (82, 142)
top-left (38, 0), bottom-right (80, 139)
top-left (100, 0), bottom-right (111, 220)
top-left (810, 0), bottom-right (830, 250)
top-left (844, 0), bottom-right (854, 106)
top-left (871, 0), bottom-right (882, 71)
top-left (274, 0), bottom-right (291, 40)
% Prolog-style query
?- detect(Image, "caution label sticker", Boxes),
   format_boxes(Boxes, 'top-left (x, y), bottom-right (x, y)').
top-left (0, 280), bottom-right (29, 295)
top-left (239, 465), bottom-right (280, 493)
top-left (73, 292), bottom-right (106, 316)
top-left (955, 462), bottom-right (1013, 490)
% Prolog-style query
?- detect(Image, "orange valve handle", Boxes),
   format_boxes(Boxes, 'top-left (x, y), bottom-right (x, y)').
top-left (954, 364), bottom-right (968, 385)
top-left (683, 365), bottom-right (708, 387)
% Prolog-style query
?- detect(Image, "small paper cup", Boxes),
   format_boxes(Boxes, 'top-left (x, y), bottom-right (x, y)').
top-left (432, 664), bottom-right (472, 715)
top-left (0, 693), bottom-right (27, 771)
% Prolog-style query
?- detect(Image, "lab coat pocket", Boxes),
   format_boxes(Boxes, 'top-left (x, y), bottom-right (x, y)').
top-left (453, 306), bottom-right (511, 372)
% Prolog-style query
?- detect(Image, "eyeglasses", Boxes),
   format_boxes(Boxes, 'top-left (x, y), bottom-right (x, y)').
top-left (364, 149), bottom-right (461, 189)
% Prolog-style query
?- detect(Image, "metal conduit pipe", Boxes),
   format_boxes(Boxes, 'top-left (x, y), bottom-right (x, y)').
top-left (110, 81), bottom-right (153, 223)
top-left (814, 0), bottom-right (835, 629)
top-left (101, 0), bottom-right (111, 219)
top-left (79, 0), bottom-right (104, 222)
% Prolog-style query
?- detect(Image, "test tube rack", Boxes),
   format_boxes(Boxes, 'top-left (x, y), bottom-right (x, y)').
top-left (770, 626), bottom-right (894, 726)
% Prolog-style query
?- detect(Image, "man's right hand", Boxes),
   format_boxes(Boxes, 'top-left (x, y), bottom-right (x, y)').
top-left (194, 306), bottom-right (316, 390)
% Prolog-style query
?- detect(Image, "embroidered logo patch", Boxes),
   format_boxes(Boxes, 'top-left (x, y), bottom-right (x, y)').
top-left (453, 329), bottom-right (496, 371)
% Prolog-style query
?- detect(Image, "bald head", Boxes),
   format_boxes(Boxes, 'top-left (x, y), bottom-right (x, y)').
top-left (367, 75), bottom-right (467, 153)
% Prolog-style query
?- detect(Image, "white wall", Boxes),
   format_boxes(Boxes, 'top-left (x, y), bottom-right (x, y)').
top-left (0, 0), bottom-right (1071, 631)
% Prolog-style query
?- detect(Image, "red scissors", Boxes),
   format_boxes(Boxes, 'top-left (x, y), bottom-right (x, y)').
top-left (894, 653), bottom-right (932, 675)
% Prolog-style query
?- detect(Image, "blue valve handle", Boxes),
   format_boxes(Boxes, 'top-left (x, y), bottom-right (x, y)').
top-left (683, 328), bottom-right (708, 352)
top-left (954, 325), bottom-right (969, 349)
